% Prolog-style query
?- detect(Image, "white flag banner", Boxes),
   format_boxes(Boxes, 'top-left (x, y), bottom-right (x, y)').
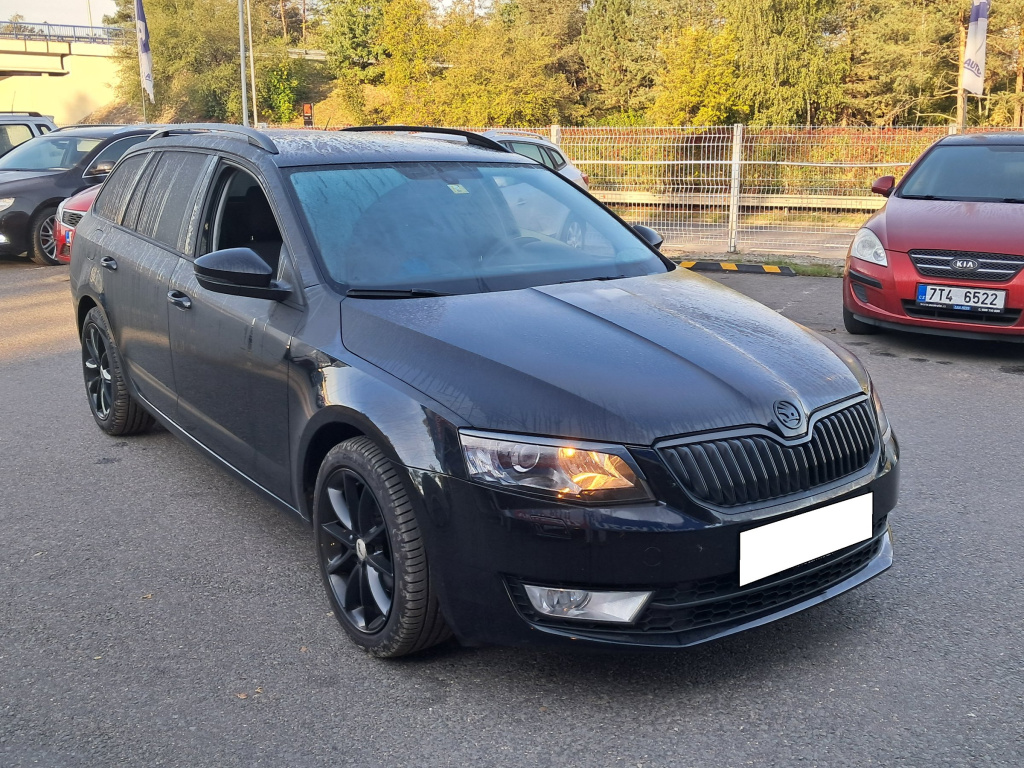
top-left (963, 0), bottom-right (990, 96)
top-left (135, 0), bottom-right (154, 103)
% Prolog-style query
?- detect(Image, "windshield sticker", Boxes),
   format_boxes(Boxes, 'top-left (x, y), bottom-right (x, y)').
top-left (447, 184), bottom-right (469, 194)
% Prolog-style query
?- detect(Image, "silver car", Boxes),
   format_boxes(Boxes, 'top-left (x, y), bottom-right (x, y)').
top-left (483, 130), bottom-right (589, 190)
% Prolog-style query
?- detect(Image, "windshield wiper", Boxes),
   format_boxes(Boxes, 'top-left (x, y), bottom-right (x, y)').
top-left (345, 288), bottom-right (451, 299)
top-left (554, 275), bottom-right (629, 285)
top-left (1002, 198), bottom-right (1024, 204)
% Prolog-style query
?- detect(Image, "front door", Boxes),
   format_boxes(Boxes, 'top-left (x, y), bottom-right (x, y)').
top-left (167, 163), bottom-right (301, 502)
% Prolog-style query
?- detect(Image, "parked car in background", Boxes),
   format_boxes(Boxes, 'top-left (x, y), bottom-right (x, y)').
top-left (844, 132), bottom-right (1024, 342)
top-left (54, 185), bottom-right (100, 264)
top-left (0, 125), bottom-right (153, 265)
top-left (482, 130), bottom-right (590, 190)
top-left (0, 112), bottom-right (57, 158)
top-left (70, 124), bottom-right (897, 658)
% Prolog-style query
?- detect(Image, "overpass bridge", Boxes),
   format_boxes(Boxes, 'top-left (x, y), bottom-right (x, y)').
top-left (0, 22), bottom-right (126, 124)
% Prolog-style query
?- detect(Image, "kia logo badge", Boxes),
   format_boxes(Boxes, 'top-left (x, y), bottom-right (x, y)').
top-left (951, 258), bottom-right (979, 271)
top-left (773, 400), bottom-right (803, 431)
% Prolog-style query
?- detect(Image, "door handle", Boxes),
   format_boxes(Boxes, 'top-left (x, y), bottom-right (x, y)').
top-left (167, 290), bottom-right (192, 310)
top-left (100, 256), bottom-right (117, 271)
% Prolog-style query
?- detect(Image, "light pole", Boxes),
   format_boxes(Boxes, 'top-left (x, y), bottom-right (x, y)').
top-left (246, 0), bottom-right (258, 127)
top-left (237, 0), bottom-right (249, 127)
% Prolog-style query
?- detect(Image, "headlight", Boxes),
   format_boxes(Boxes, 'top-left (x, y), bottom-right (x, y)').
top-left (871, 384), bottom-right (891, 441)
top-left (460, 431), bottom-right (652, 503)
top-left (0, 197), bottom-right (15, 212)
top-left (851, 228), bottom-right (888, 267)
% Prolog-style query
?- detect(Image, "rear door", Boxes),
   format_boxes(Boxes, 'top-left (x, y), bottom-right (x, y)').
top-left (94, 149), bottom-right (213, 417)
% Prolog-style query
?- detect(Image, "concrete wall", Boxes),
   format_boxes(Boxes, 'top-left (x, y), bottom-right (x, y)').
top-left (0, 42), bottom-right (120, 125)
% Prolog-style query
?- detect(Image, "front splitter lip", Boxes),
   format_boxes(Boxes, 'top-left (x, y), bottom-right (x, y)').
top-left (514, 529), bottom-right (893, 650)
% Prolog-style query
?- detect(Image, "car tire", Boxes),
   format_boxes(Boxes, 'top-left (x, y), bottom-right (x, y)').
top-left (80, 307), bottom-right (154, 435)
top-left (843, 306), bottom-right (880, 335)
top-left (313, 437), bottom-right (451, 658)
top-left (29, 206), bottom-right (60, 266)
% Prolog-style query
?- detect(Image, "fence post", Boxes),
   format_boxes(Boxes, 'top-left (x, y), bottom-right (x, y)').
top-left (727, 123), bottom-right (744, 254)
top-left (550, 124), bottom-right (561, 145)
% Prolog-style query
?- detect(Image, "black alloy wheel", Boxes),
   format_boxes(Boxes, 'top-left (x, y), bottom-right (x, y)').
top-left (83, 322), bottom-right (113, 421)
top-left (313, 437), bottom-right (451, 657)
top-left (29, 206), bottom-right (60, 266)
top-left (80, 307), bottom-right (154, 435)
top-left (321, 466), bottom-right (396, 633)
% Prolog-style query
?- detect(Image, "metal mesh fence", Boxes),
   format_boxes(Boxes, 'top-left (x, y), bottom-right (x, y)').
top-left (284, 123), bottom-right (1022, 259)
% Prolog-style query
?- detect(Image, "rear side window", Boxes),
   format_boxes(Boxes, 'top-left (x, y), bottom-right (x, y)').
top-left (0, 124), bottom-right (32, 156)
top-left (94, 154), bottom-right (148, 223)
top-left (544, 147), bottom-right (567, 170)
top-left (509, 141), bottom-right (554, 169)
top-left (134, 151), bottom-right (210, 250)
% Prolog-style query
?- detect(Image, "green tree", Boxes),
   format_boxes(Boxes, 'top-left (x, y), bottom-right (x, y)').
top-left (649, 26), bottom-right (747, 125)
top-left (321, 0), bottom-right (390, 82)
top-left (578, 0), bottom-right (661, 115)
top-left (721, 0), bottom-right (848, 124)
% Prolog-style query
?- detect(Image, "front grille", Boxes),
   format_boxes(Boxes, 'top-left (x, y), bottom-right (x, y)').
top-left (909, 249), bottom-right (1024, 282)
top-left (658, 400), bottom-right (877, 509)
top-left (508, 517), bottom-right (888, 639)
top-left (902, 300), bottom-right (1022, 326)
top-left (61, 210), bottom-right (83, 227)
top-left (635, 527), bottom-right (886, 634)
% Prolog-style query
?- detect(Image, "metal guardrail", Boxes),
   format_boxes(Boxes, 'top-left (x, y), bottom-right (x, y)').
top-left (0, 22), bottom-right (126, 45)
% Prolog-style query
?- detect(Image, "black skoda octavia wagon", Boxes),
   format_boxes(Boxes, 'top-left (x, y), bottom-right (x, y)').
top-left (69, 125), bottom-right (899, 657)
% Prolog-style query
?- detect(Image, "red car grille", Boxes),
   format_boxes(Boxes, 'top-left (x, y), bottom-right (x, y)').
top-left (909, 249), bottom-right (1024, 282)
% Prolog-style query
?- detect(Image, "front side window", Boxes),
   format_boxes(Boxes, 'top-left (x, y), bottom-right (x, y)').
top-left (288, 161), bottom-right (664, 294)
top-left (198, 166), bottom-right (283, 269)
top-left (88, 135), bottom-right (151, 173)
top-left (0, 135), bottom-right (101, 171)
top-left (900, 144), bottom-right (1024, 202)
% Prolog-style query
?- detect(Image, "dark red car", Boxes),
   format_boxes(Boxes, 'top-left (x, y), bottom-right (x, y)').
top-left (844, 133), bottom-right (1024, 342)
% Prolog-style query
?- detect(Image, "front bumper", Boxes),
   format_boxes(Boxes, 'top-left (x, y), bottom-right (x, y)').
top-left (844, 251), bottom-right (1024, 340)
top-left (0, 209), bottom-right (31, 255)
top-left (410, 431), bottom-right (899, 649)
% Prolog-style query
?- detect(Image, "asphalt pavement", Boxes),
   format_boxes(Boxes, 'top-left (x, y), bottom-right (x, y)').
top-left (1, 256), bottom-right (1022, 767)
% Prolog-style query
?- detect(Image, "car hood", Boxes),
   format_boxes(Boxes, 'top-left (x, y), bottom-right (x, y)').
top-left (881, 195), bottom-right (1024, 255)
top-left (341, 270), bottom-right (864, 445)
top-left (0, 169), bottom-right (62, 187)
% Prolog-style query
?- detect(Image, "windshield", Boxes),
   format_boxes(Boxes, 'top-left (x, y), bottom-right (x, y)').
top-left (899, 144), bottom-right (1024, 202)
top-left (0, 135), bottom-right (102, 171)
top-left (288, 162), bottom-right (666, 294)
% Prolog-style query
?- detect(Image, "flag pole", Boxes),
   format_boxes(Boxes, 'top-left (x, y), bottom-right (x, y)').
top-left (237, 0), bottom-right (250, 127)
top-left (246, 0), bottom-right (258, 127)
top-left (133, 1), bottom-right (148, 123)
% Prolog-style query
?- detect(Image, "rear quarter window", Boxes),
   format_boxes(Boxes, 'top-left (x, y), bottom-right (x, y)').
top-left (94, 154), bottom-right (149, 224)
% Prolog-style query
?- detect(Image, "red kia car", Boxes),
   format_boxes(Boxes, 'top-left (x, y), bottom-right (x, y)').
top-left (54, 185), bottom-right (100, 264)
top-left (844, 133), bottom-right (1024, 342)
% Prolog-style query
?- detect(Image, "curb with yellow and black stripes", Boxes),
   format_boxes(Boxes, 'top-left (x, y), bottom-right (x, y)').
top-left (678, 261), bottom-right (797, 276)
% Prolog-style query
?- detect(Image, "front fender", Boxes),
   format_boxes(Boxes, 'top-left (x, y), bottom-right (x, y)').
top-left (288, 343), bottom-right (467, 520)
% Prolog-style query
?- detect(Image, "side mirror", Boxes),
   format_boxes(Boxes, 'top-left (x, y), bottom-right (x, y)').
top-left (871, 175), bottom-right (895, 197)
top-left (85, 160), bottom-right (116, 178)
top-left (633, 224), bottom-right (664, 249)
top-left (194, 247), bottom-right (291, 301)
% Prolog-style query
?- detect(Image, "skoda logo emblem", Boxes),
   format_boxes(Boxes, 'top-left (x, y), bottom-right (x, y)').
top-left (951, 258), bottom-right (979, 271)
top-left (773, 400), bottom-right (803, 431)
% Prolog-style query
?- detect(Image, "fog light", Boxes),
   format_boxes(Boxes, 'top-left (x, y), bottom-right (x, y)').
top-left (0, 234), bottom-right (8, 244)
top-left (524, 585), bottom-right (651, 624)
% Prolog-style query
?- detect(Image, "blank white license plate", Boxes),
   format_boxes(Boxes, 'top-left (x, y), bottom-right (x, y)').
top-left (739, 494), bottom-right (873, 586)
top-left (916, 284), bottom-right (1006, 312)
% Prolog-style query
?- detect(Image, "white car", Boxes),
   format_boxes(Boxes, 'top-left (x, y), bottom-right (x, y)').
top-left (483, 130), bottom-right (589, 190)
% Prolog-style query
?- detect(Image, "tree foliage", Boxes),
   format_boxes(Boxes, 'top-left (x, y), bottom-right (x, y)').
top-left (101, 0), bottom-right (1024, 126)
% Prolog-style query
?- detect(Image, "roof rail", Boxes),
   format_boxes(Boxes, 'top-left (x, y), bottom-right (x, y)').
top-left (0, 111), bottom-right (45, 117)
top-left (147, 123), bottom-right (279, 154)
top-left (343, 125), bottom-right (510, 154)
top-left (484, 129), bottom-right (547, 141)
